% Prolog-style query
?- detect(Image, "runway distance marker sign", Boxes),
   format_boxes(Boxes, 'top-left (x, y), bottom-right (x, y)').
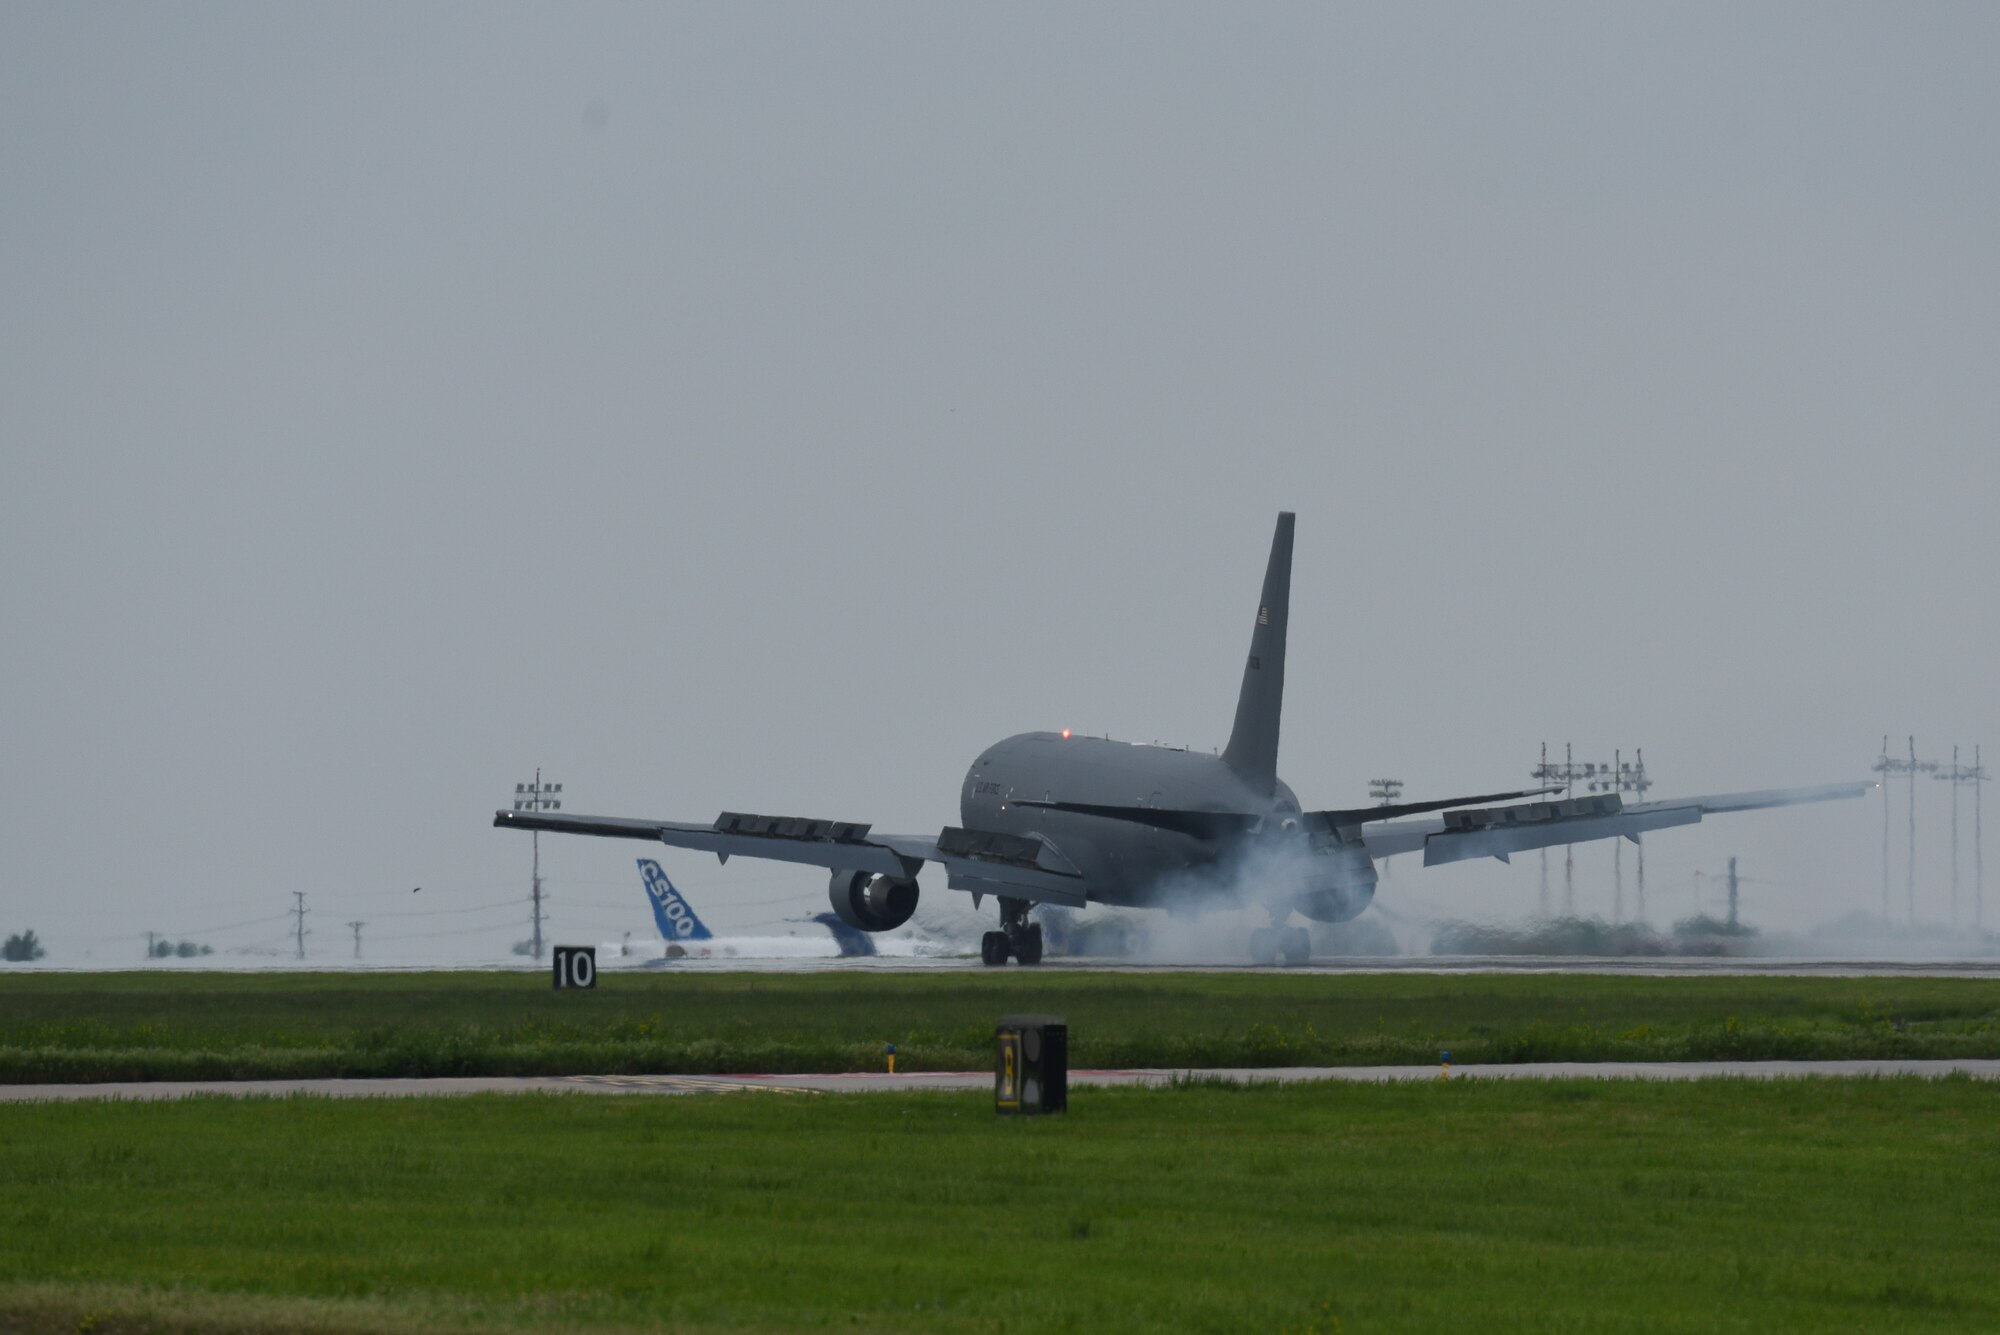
top-left (552, 946), bottom-right (596, 990)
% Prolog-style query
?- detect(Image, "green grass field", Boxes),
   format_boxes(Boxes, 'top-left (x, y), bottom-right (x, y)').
top-left (3, 1078), bottom-right (1998, 1333)
top-left (4, 970), bottom-right (2000, 1082)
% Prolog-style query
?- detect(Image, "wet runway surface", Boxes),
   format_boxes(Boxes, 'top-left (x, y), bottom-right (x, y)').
top-left (8, 1058), bottom-right (2000, 1102)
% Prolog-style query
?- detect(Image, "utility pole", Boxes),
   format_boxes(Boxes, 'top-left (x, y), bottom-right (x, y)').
top-left (348, 920), bottom-right (366, 960)
top-left (1727, 856), bottom-right (1739, 931)
top-left (144, 931), bottom-right (159, 961)
top-left (1937, 746), bottom-right (1989, 929)
top-left (291, 891), bottom-right (309, 960)
top-left (511, 769), bottom-right (564, 961)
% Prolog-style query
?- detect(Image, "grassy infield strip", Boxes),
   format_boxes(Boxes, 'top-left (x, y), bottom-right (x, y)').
top-left (6, 971), bottom-right (2000, 1080)
top-left (2, 972), bottom-right (2000, 1333)
top-left (3, 1079), bottom-right (1999, 1333)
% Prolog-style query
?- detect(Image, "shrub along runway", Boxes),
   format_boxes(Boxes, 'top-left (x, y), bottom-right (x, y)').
top-left (7, 969), bottom-right (2000, 1082)
top-left (4, 1079), bottom-right (1999, 1333)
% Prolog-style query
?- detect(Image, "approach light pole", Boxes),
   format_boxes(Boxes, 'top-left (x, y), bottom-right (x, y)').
top-left (1585, 749), bottom-right (1652, 923)
top-left (1871, 737), bottom-right (1937, 924)
top-left (1531, 744), bottom-right (1590, 918)
top-left (1534, 743), bottom-right (1652, 922)
top-left (1903, 737), bottom-right (1939, 925)
top-left (1369, 778), bottom-right (1404, 874)
top-left (511, 770), bottom-right (563, 961)
top-left (1937, 747), bottom-right (1989, 928)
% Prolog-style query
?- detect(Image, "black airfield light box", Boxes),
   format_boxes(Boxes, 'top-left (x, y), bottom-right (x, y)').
top-left (995, 1014), bottom-right (1067, 1115)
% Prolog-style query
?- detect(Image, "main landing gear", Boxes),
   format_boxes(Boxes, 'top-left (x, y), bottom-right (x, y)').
top-left (1249, 922), bottom-right (1311, 967)
top-left (980, 897), bottom-right (1044, 966)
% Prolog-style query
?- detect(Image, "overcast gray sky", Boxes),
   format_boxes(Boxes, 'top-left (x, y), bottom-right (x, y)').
top-left (4, 4), bottom-right (1996, 961)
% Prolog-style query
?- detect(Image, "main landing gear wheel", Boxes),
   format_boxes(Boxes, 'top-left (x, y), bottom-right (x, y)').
top-left (1279, 925), bottom-right (1311, 966)
top-left (1250, 925), bottom-right (1312, 966)
top-left (984, 897), bottom-right (1043, 967)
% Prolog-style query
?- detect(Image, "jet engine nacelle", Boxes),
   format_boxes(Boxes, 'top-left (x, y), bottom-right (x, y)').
top-left (1292, 842), bottom-right (1379, 923)
top-left (827, 869), bottom-right (919, 932)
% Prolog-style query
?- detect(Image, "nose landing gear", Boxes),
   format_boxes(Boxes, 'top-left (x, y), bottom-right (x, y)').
top-left (980, 897), bottom-right (1044, 966)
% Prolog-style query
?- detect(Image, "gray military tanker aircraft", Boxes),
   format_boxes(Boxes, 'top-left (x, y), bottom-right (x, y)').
top-left (496, 513), bottom-right (1868, 965)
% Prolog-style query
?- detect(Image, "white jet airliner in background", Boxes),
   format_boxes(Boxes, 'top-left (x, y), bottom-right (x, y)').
top-left (600, 860), bottom-right (952, 962)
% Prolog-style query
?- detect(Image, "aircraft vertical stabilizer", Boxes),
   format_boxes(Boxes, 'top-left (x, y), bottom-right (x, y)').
top-left (639, 859), bottom-right (714, 941)
top-left (1221, 511), bottom-right (1293, 793)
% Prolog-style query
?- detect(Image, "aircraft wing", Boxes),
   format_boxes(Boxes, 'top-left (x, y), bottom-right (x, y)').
top-left (493, 808), bottom-right (1089, 907)
top-left (1358, 781), bottom-right (1872, 867)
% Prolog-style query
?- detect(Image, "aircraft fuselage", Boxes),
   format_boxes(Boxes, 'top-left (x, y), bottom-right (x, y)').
top-left (961, 731), bottom-right (1377, 920)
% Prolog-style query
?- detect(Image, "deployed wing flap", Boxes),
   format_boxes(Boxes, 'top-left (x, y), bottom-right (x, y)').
top-left (942, 869), bottom-right (1088, 908)
top-left (933, 825), bottom-right (1087, 906)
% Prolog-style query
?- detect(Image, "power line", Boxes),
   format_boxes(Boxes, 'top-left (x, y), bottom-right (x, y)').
top-left (366, 897), bottom-right (528, 920)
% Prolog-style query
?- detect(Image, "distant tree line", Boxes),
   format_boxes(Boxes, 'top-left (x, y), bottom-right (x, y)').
top-left (3, 930), bottom-right (45, 962)
top-left (149, 939), bottom-right (214, 958)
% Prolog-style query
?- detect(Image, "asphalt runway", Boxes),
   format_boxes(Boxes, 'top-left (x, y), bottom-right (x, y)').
top-left (595, 954), bottom-right (2000, 978)
top-left (22, 955), bottom-right (2000, 977)
top-left (7, 1058), bottom-right (2000, 1103)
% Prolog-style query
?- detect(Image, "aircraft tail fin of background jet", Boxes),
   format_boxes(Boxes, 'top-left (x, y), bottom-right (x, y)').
top-left (638, 858), bottom-right (715, 942)
top-left (808, 912), bottom-right (880, 957)
top-left (1221, 510), bottom-right (1294, 793)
